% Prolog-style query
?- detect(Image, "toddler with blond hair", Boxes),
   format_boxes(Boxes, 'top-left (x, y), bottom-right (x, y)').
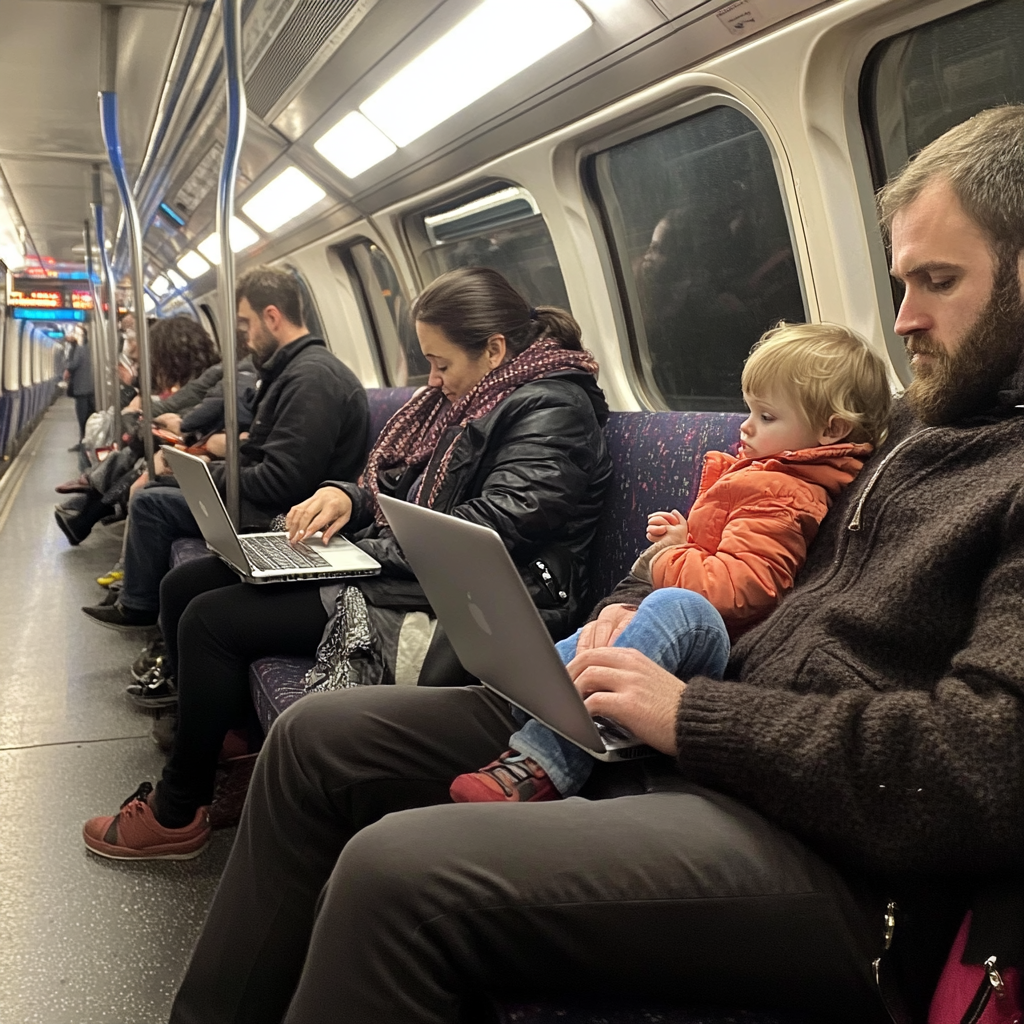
top-left (452, 322), bottom-right (892, 803)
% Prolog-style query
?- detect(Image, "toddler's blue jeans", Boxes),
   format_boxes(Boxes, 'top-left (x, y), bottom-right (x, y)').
top-left (510, 588), bottom-right (730, 796)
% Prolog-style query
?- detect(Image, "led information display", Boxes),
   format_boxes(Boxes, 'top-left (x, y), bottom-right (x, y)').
top-left (8, 276), bottom-right (94, 317)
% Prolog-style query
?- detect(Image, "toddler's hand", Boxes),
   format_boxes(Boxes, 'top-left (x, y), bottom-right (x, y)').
top-left (646, 509), bottom-right (687, 544)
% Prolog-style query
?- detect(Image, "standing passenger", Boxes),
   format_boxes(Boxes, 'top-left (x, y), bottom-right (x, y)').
top-left (64, 331), bottom-right (95, 450)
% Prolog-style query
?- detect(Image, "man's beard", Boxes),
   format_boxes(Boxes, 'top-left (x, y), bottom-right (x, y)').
top-left (905, 260), bottom-right (1024, 425)
top-left (247, 322), bottom-right (276, 371)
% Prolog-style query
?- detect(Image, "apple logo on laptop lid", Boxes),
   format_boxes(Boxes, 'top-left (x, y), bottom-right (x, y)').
top-left (467, 593), bottom-right (492, 635)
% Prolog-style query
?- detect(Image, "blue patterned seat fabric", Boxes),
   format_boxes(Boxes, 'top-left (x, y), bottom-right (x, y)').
top-left (170, 535), bottom-right (209, 567)
top-left (587, 410), bottom-right (744, 606)
top-left (250, 656), bottom-right (315, 733)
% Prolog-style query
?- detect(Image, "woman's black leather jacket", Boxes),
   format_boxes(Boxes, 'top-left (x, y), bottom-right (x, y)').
top-left (326, 369), bottom-right (612, 640)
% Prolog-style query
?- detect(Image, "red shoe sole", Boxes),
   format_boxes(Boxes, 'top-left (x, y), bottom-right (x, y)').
top-left (82, 830), bottom-right (210, 860)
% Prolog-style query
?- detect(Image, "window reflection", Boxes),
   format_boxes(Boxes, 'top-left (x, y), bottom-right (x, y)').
top-left (593, 104), bottom-right (806, 410)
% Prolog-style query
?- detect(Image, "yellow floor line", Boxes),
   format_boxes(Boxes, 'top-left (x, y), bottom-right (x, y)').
top-left (0, 429), bottom-right (46, 536)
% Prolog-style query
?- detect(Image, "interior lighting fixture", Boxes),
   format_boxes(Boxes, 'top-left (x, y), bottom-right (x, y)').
top-left (150, 275), bottom-right (171, 297)
top-left (143, 292), bottom-right (156, 313)
top-left (314, 111), bottom-right (397, 179)
top-left (197, 218), bottom-right (259, 265)
top-left (359, 0), bottom-right (592, 148)
top-left (176, 250), bottom-right (211, 279)
top-left (166, 268), bottom-right (187, 290)
top-left (242, 166), bottom-right (327, 232)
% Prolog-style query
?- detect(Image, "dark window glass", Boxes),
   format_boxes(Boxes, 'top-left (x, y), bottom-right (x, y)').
top-left (591, 104), bottom-right (806, 411)
top-left (198, 303), bottom-right (220, 349)
top-left (865, 0), bottom-right (1024, 185)
top-left (413, 184), bottom-right (571, 313)
top-left (283, 264), bottom-right (325, 340)
top-left (342, 241), bottom-right (427, 387)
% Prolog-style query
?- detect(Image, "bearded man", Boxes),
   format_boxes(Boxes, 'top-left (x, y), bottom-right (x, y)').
top-left (80, 266), bottom-right (369, 630)
top-left (170, 108), bottom-right (1024, 1024)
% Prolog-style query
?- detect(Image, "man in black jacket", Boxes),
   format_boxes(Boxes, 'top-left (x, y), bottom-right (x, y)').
top-left (170, 108), bottom-right (1024, 1024)
top-left (82, 266), bottom-right (368, 629)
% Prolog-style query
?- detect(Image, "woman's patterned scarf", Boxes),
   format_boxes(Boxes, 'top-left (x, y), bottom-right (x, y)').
top-left (365, 338), bottom-right (599, 525)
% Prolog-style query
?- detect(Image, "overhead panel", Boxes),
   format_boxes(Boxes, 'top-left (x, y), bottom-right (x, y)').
top-left (246, 0), bottom-right (375, 121)
top-left (173, 140), bottom-right (225, 219)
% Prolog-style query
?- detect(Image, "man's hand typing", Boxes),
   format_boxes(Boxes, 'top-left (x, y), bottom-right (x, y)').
top-left (567, 646), bottom-right (685, 756)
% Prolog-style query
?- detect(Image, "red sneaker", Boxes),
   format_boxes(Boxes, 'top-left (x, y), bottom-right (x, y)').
top-left (82, 782), bottom-right (210, 860)
top-left (450, 751), bottom-right (559, 803)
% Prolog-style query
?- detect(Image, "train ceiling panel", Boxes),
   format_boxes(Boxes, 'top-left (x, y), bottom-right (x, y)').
top-left (270, 0), bottom-right (446, 144)
top-left (293, 0), bottom-right (833, 216)
top-left (0, 0), bottom-right (185, 265)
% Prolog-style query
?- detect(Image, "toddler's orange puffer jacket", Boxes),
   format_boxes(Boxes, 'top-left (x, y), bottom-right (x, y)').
top-left (650, 443), bottom-right (871, 638)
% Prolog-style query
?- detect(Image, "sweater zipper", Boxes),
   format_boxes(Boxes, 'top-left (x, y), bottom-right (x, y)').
top-left (961, 957), bottom-right (1010, 1024)
top-left (847, 428), bottom-right (935, 532)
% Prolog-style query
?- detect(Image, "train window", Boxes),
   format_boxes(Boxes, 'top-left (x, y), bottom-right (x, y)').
top-left (339, 240), bottom-right (427, 387)
top-left (409, 183), bottom-right (572, 313)
top-left (20, 325), bottom-right (32, 387)
top-left (198, 303), bottom-right (220, 349)
top-left (589, 102), bottom-right (806, 411)
top-left (864, 0), bottom-right (1024, 187)
top-left (3, 320), bottom-right (18, 392)
top-left (282, 264), bottom-right (325, 340)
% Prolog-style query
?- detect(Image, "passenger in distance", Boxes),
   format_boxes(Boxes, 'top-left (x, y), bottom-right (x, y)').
top-left (451, 321), bottom-right (892, 802)
top-left (53, 315), bottom-right (220, 544)
top-left (167, 105), bottom-right (1024, 1024)
top-left (77, 265), bottom-right (369, 629)
top-left (81, 265), bottom-right (612, 859)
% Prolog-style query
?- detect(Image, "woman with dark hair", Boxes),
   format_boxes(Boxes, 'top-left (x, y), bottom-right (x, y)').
top-left (83, 266), bottom-right (613, 860)
top-left (148, 316), bottom-right (220, 395)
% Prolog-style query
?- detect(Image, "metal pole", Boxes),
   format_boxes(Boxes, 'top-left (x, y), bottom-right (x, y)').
top-left (83, 217), bottom-right (108, 412)
top-left (93, 198), bottom-right (121, 443)
top-left (216, 0), bottom-right (246, 529)
top-left (99, 93), bottom-right (153, 475)
top-left (98, 5), bottom-right (154, 476)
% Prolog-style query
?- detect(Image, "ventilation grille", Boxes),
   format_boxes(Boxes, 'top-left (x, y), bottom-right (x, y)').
top-left (246, 0), bottom-right (363, 119)
top-left (174, 140), bottom-right (225, 217)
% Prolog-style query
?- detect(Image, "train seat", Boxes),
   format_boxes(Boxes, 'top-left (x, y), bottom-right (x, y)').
top-left (247, 396), bottom-right (745, 734)
top-left (587, 409), bottom-right (743, 600)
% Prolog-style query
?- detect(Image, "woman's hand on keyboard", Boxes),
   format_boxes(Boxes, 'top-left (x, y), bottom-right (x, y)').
top-left (286, 486), bottom-right (353, 545)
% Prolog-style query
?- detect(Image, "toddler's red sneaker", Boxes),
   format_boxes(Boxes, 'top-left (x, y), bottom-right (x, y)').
top-left (450, 750), bottom-right (559, 803)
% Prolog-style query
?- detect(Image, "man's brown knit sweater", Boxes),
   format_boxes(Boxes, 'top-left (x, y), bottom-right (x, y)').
top-left (673, 397), bottom-right (1024, 878)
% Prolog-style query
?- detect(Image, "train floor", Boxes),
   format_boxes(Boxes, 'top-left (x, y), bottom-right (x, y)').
top-left (0, 397), bottom-right (233, 1024)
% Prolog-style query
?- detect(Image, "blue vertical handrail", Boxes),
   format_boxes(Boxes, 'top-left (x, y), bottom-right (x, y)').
top-left (99, 90), bottom-right (155, 477)
top-left (216, 0), bottom-right (246, 529)
top-left (92, 199), bottom-right (121, 440)
top-left (83, 217), bottom-right (108, 412)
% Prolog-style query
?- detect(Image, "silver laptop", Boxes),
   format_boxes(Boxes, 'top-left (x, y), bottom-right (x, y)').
top-left (162, 446), bottom-right (381, 584)
top-left (377, 494), bottom-right (654, 761)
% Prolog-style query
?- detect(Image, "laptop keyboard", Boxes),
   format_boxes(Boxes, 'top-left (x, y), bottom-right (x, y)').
top-left (240, 535), bottom-right (332, 572)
